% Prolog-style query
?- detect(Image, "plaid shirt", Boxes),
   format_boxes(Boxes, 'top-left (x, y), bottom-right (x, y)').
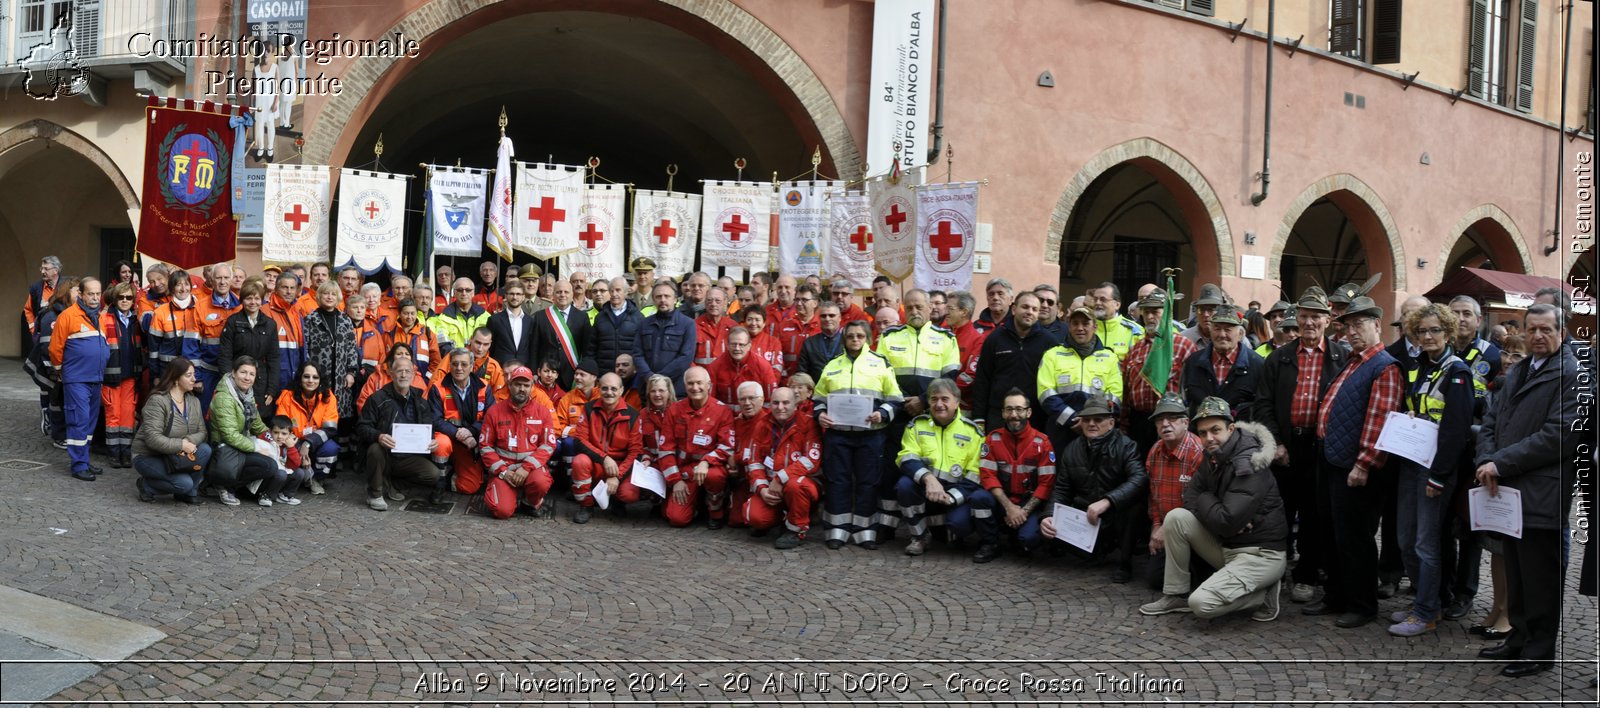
top-left (1316, 344), bottom-right (1403, 475)
top-left (1146, 432), bottom-right (1203, 526)
top-left (1211, 346), bottom-right (1240, 386)
top-left (1122, 333), bottom-right (1197, 413)
top-left (1290, 339), bottom-right (1327, 428)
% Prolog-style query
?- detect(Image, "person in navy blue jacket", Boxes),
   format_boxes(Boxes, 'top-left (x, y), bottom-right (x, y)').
top-left (631, 280), bottom-right (697, 396)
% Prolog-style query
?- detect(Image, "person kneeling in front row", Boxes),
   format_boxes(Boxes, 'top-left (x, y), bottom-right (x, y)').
top-left (357, 353), bottom-right (442, 511)
top-left (1137, 397), bottom-right (1288, 621)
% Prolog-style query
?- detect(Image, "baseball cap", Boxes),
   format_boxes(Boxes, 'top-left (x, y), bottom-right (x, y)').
top-left (508, 366), bottom-right (534, 382)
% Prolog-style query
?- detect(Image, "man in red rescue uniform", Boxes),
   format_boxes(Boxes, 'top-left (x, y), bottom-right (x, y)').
top-left (660, 365), bottom-right (736, 528)
top-left (976, 389), bottom-right (1057, 560)
top-left (743, 386), bottom-right (823, 549)
top-left (569, 372), bottom-right (644, 524)
top-left (727, 381), bottom-right (768, 529)
top-left (429, 348), bottom-right (495, 495)
top-left (708, 327), bottom-right (777, 404)
top-left (477, 365), bottom-right (559, 518)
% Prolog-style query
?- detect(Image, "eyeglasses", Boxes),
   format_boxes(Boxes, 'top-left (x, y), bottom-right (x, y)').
top-left (1001, 407), bottom-right (1030, 414)
top-left (1038, 299), bottom-right (1056, 305)
top-left (1416, 327), bottom-right (1447, 337)
top-left (116, 295), bottom-right (135, 301)
top-left (454, 287), bottom-right (473, 292)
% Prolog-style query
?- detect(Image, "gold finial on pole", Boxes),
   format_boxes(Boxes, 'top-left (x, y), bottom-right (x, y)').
top-left (666, 163), bottom-right (679, 192)
top-left (497, 105), bottom-right (508, 137)
top-left (810, 146), bottom-right (822, 180)
top-left (373, 133), bottom-right (384, 160)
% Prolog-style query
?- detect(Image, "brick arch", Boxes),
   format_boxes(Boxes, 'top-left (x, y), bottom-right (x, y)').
top-left (1438, 204), bottom-right (1532, 282)
top-left (1271, 174), bottom-right (1406, 292)
top-left (1045, 138), bottom-right (1233, 281)
top-left (1566, 240), bottom-right (1595, 278)
top-left (0, 119), bottom-right (139, 210)
top-left (303, 0), bottom-right (861, 180)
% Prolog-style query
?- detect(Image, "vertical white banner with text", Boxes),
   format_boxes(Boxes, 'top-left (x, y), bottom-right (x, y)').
top-left (865, 0), bottom-right (934, 177)
top-left (777, 180), bottom-right (841, 278)
top-left (427, 167), bottom-right (488, 258)
top-left (913, 181), bottom-right (980, 292)
top-left (561, 183), bottom-right (628, 282)
top-left (869, 165), bottom-right (921, 281)
top-left (827, 188), bottom-right (877, 289)
top-left (630, 189), bottom-right (702, 279)
top-left (335, 169), bottom-right (408, 274)
top-left (513, 162), bottom-right (584, 259)
top-left (262, 163), bottom-right (331, 264)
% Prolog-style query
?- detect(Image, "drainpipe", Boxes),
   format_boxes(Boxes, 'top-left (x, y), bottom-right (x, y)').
top-left (926, 0), bottom-right (948, 164)
top-left (1250, 0), bottom-right (1275, 206)
top-left (1546, 0), bottom-right (1573, 256)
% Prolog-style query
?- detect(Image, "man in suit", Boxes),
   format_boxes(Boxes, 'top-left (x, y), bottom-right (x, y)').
top-left (487, 279), bottom-right (536, 369)
top-left (529, 278), bottom-right (592, 390)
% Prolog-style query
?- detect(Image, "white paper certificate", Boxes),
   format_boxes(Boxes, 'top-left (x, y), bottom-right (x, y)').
top-left (591, 475), bottom-right (611, 510)
top-left (1052, 504), bottom-right (1101, 553)
top-left (631, 460), bottom-right (668, 497)
top-left (391, 423), bottom-right (433, 454)
top-left (1375, 412), bottom-right (1439, 468)
top-left (1469, 486), bottom-right (1523, 539)
top-left (827, 393), bottom-right (875, 427)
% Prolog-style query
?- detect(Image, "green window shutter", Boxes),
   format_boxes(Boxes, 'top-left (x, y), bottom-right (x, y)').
top-left (1371, 0), bottom-right (1402, 64)
top-left (1186, 0), bottom-right (1215, 16)
top-left (1467, 0), bottom-right (1489, 98)
top-left (1514, 0), bottom-right (1537, 113)
top-left (1330, 0), bottom-right (1361, 57)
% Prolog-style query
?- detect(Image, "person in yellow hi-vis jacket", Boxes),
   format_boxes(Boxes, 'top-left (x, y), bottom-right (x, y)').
top-left (814, 320), bottom-right (903, 550)
top-left (1037, 306), bottom-right (1123, 452)
top-left (894, 379), bottom-right (996, 561)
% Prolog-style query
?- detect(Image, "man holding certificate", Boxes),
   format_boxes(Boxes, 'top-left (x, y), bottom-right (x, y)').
top-left (357, 354), bottom-right (443, 511)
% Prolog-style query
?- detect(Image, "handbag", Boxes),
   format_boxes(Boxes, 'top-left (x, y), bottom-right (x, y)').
top-left (164, 397), bottom-right (204, 473)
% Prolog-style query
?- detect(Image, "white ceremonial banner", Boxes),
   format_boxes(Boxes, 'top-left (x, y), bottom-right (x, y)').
top-left (868, 165), bottom-right (921, 281)
top-left (826, 188), bottom-right (876, 289)
top-left (561, 183), bottom-right (628, 282)
top-left (865, 0), bottom-right (934, 176)
top-left (1375, 412), bottom-right (1439, 469)
top-left (262, 163), bottom-right (331, 264)
top-left (777, 180), bottom-right (840, 278)
top-left (513, 162), bottom-right (584, 259)
top-left (913, 181), bottom-right (980, 292)
top-left (630, 189), bottom-right (702, 279)
top-left (427, 167), bottom-right (488, 258)
top-left (334, 169), bottom-right (408, 274)
top-left (485, 135), bottom-right (515, 259)
top-left (1469, 487), bottom-right (1523, 538)
top-left (700, 181), bottom-right (772, 272)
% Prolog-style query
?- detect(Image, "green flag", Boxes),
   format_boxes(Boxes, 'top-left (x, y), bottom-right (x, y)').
top-left (1140, 274), bottom-right (1176, 394)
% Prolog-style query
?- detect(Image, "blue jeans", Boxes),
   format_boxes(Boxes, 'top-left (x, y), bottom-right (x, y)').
top-left (133, 444), bottom-right (212, 497)
top-left (1397, 462), bottom-right (1455, 621)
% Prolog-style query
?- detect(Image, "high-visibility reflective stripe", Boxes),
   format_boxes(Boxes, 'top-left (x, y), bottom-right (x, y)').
top-left (826, 527), bottom-right (850, 541)
top-left (849, 529), bottom-right (876, 544)
top-left (972, 508), bottom-right (993, 519)
top-left (823, 511), bottom-right (851, 525)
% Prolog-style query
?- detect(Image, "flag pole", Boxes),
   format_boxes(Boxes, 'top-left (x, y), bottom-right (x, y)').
top-left (496, 106), bottom-right (511, 268)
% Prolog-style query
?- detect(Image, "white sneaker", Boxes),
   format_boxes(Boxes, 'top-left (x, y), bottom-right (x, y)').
top-left (275, 493), bottom-right (301, 506)
top-left (367, 496), bottom-right (388, 511)
top-left (1291, 583), bottom-right (1316, 603)
top-left (258, 495), bottom-right (273, 507)
top-left (218, 490), bottom-right (241, 506)
top-left (308, 479), bottom-right (326, 495)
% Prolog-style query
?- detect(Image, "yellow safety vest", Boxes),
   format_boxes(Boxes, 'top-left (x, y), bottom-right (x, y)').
top-left (876, 322), bottom-right (960, 394)
top-left (1095, 317), bottom-right (1144, 360)
top-left (814, 350), bottom-right (904, 432)
top-left (897, 413), bottom-right (985, 485)
top-left (1405, 354), bottom-right (1464, 422)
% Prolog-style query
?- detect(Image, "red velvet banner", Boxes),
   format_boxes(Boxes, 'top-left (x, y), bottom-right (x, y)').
top-left (137, 97), bottom-right (240, 269)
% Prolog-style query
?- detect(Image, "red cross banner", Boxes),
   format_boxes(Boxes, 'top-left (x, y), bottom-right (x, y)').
top-left (137, 97), bottom-right (243, 269)
top-left (629, 188), bottom-right (702, 279)
top-left (334, 169), bottom-right (409, 274)
top-left (699, 181), bottom-right (773, 273)
top-left (776, 180), bottom-right (841, 278)
top-left (913, 180), bottom-right (981, 292)
top-left (868, 165), bottom-right (922, 281)
top-left (262, 163), bottom-right (331, 265)
top-left (826, 188), bottom-right (876, 289)
top-left (513, 162), bottom-right (585, 259)
top-left (561, 183), bottom-right (628, 282)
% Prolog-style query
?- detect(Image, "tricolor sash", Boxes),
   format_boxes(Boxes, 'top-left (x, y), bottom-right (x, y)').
top-left (547, 309), bottom-right (578, 369)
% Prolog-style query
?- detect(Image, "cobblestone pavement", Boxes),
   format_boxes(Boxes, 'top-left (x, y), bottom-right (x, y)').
top-left (0, 364), bottom-right (1594, 705)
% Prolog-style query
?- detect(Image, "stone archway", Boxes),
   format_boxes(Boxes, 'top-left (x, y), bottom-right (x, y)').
top-left (1439, 204), bottom-right (1533, 281)
top-left (302, 0), bottom-right (861, 181)
top-left (1045, 138), bottom-right (1233, 279)
top-left (0, 119), bottom-right (140, 210)
top-left (1271, 174), bottom-right (1406, 293)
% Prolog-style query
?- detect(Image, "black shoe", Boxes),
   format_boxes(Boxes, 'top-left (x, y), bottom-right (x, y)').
top-left (1376, 582), bottom-right (1397, 599)
top-left (572, 506), bottom-right (591, 524)
top-left (1443, 597), bottom-right (1473, 620)
top-left (972, 544), bottom-right (1001, 564)
top-left (1302, 601), bottom-right (1339, 616)
top-left (825, 539), bottom-right (845, 550)
top-left (71, 469), bottom-right (96, 482)
top-left (774, 532), bottom-right (802, 550)
top-left (135, 478), bottom-right (154, 502)
top-left (1500, 661), bottom-right (1552, 678)
top-left (1334, 612), bottom-right (1376, 628)
top-left (707, 518), bottom-right (725, 530)
top-left (88, 464), bottom-right (105, 475)
top-left (1479, 643), bottom-right (1521, 660)
top-left (858, 540), bottom-right (879, 550)
top-left (178, 494), bottom-right (203, 505)
top-left (1111, 566), bottom-right (1133, 584)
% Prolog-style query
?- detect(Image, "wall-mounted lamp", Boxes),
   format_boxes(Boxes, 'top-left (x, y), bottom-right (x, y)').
top-left (1416, 258), bottom-right (1428, 269)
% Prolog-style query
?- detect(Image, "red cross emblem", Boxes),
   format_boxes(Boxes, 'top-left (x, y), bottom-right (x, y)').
top-left (653, 219), bottom-right (676, 245)
top-left (930, 220), bottom-right (963, 263)
top-left (527, 196), bottom-right (566, 233)
top-left (722, 214), bottom-right (750, 242)
top-left (884, 203), bottom-right (908, 234)
top-left (578, 222), bottom-right (605, 250)
top-left (364, 201), bottom-right (381, 220)
top-left (850, 225), bottom-right (872, 252)
top-left (284, 203), bottom-right (311, 232)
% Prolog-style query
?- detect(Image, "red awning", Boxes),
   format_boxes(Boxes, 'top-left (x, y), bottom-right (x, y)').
top-left (1424, 267), bottom-right (1593, 314)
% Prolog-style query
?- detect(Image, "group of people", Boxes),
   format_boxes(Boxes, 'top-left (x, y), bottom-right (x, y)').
top-left (19, 253), bottom-right (1593, 678)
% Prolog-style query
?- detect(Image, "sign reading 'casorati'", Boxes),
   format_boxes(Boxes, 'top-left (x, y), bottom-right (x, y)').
top-left (865, 0), bottom-right (934, 177)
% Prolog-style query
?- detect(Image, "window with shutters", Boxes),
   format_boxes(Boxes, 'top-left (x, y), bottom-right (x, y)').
top-left (14, 0), bottom-right (75, 63)
top-left (1370, 0), bottom-right (1401, 64)
top-left (1329, 0), bottom-right (1365, 59)
top-left (73, 0), bottom-right (100, 60)
top-left (1467, 0), bottom-right (1512, 105)
top-left (1512, 0), bottom-right (1537, 113)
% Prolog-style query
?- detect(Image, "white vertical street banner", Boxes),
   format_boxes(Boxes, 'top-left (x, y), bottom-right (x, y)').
top-left (262, 163), bottom-right (331, 264)
top-left (334, 169), bottom-right (408, 274)
top-left (630, 189), bottom-right (702, 279)
top-left (826, 188), bottom-right (876, 289)
top-left (866, 0), bottom-right (934, 176)
top-left (699, 181), bottom-right (772, 272)
top-left (869, 165), bottom-right (922, 281)
top-left (514, 162), bottom-right (584, 259)
top-left (913, 181), bottom-right (980, 292)
top-left (777, 180), bottom-right (840, 278)
top-left (561, 183), bottom-right (628, 282)
top-left (427, 167), bottom-right (488, 258)
top-left (485, 135), bottom-right (515, 259)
